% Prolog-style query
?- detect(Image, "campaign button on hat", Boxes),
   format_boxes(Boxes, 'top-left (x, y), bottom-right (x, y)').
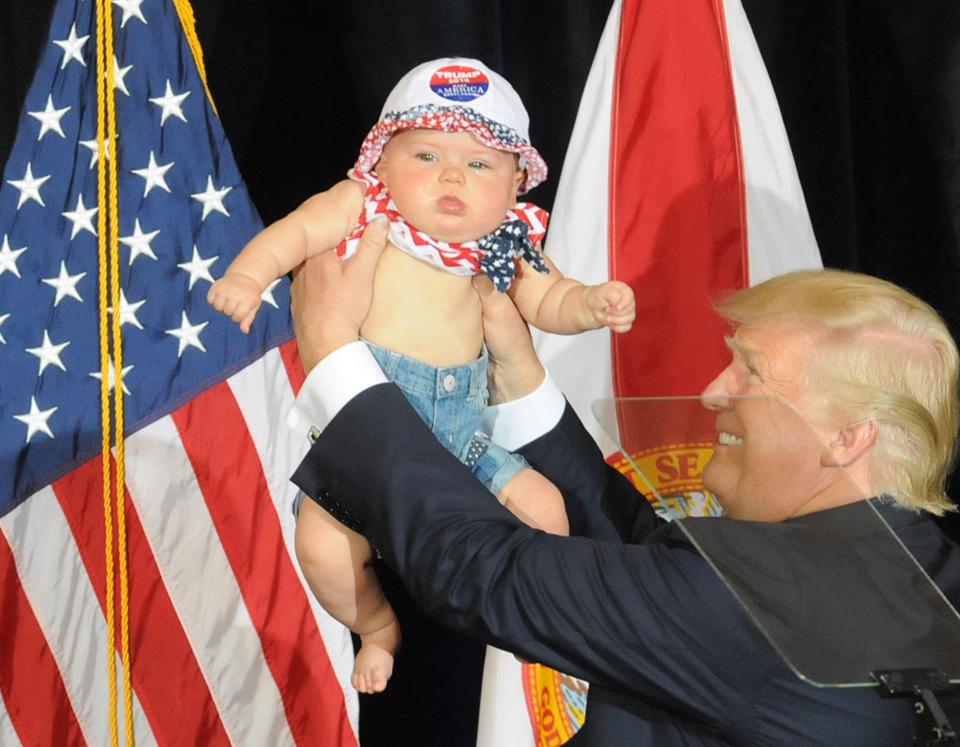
top-left (430, 65), bottom-right (490, 102)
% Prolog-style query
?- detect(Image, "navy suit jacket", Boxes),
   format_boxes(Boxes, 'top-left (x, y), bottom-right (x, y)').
top-left (293, 383), bottom-right (960, 745)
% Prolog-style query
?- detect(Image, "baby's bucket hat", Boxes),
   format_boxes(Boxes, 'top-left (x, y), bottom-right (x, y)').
top-left (353, 57), bottom-right (547, 192)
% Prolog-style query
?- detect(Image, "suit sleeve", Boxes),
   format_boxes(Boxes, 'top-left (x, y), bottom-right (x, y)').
top-left (516, 397), bottom-right (665, 543)
top-left (292, 384), bottom-right (765, 715)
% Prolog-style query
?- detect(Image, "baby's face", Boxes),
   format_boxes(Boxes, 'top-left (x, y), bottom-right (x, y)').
top-left (376, 129), bottom-right (524, 243)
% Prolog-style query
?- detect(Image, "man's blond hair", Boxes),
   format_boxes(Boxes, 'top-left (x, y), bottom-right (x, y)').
top-left (717, 269), bottom-right (959, 515)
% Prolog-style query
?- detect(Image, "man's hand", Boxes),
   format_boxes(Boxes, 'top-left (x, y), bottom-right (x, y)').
top-left (291, 218), bottom-right (388, 373)
top-left (472, 274), bottom-right (546, 404)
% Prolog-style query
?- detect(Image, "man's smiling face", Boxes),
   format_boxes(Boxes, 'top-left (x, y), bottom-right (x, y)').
top-left (699, 319), bottom-right (836, 522)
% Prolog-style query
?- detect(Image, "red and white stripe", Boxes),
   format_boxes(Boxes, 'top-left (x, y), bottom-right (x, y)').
top-left (479, 0), bottom-right (821, 745)
top-left (338, 171), bottom-right (548, 275)
top-left (0, 342), bottom-right (358, 745)
top-left (534, 0), bottom-right (820, 450)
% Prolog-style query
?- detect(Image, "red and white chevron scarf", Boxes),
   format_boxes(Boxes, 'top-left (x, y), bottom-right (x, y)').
top-left (335, 170), bottom-right (549, 282)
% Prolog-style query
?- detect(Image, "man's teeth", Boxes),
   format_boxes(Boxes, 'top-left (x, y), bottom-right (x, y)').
top-left (718, 432), bottom-right (743, 445)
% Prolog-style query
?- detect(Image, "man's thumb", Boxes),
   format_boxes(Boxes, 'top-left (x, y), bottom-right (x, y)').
top-left (353, 217), bottom-right (389, 270)
top-left (471, 273), bottom-right (497, 298)
top-left (472, 273), bottom-right (519, 323)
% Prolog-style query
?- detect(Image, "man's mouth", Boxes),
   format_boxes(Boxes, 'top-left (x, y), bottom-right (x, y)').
top-left (717, 431), bottom-right (743, 445)
top-left (437, 195), bottom-right (466, 215)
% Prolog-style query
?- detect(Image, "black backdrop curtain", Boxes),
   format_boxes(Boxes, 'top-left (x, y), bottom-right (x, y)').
top-left (3, 2), bottom-right (959, 745)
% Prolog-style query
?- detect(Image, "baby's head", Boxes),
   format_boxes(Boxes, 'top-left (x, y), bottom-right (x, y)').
top-left (354, 58), bottom-right (547, 243)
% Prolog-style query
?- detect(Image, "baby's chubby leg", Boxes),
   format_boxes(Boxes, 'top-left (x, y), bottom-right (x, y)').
top-left (496, 468), bottom-right (569, 536)
top-left (295, 498), bottom-right (400, 694)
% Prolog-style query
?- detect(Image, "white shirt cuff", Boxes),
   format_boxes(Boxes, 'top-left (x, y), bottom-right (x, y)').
top-left (286, 341), bottom-right (387, 438)
top-left (480, 373), bottom-right (565, 451)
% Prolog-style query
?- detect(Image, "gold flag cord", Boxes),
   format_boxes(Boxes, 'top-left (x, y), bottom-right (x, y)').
top-left (91, 2), bottom-right (209, 741)
top-left (172, 0), bottom-right (217, 113)
top-left (95, 0), bottom-right (133, 744)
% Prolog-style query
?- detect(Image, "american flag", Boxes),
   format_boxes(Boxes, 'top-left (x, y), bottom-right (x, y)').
top-left (0, 0), bottom-right (357, 743)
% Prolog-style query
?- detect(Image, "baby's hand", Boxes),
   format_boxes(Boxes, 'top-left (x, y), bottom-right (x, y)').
top-left (586, 280), bottom-right (636, 333)
top-left (207, 274), bottom-right (263, 334)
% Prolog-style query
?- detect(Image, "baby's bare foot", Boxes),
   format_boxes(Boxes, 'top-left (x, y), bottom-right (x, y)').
top-left (351, 620), bottom-right (400, 694)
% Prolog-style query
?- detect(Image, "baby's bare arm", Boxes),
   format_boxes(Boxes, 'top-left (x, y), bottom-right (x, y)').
top-left (229, 180), bottom-right (363, 288)
top-left (509, 253), bottom-right (636, 334)
top-left (208, 180), bottom-right (363, 332)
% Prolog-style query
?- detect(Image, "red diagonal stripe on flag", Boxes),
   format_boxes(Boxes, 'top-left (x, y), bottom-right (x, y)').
top-left (172, 382), bottom-right (356, 747)
top-left (53, 460), bottom-right (230, 746)
top-left (280, 340), bottom-right (306, 396)
top-left (0, 530), bottom-right (86, 746)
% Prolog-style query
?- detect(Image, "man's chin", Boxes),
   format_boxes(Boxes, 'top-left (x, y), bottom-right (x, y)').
top-left (701, 463), bottom-right (719, 497)
top-left (701, 468), bottom-right (730, 517)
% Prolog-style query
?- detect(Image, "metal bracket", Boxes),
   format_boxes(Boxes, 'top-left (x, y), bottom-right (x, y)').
top-left (874, 669), bottom-right (956, 745)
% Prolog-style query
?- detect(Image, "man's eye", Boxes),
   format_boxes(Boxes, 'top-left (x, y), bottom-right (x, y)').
top-left (738, 357), bottom-right (762, 381)
top-left (745, 364), bottom-right (767, 384)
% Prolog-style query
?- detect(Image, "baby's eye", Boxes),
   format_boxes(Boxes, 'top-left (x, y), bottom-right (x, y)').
top-left (416, 152), bottom-right (437, 163)
top-left (468, 160), bottom-right (490, 170)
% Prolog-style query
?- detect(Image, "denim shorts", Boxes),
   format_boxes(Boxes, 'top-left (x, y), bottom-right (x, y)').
top-left (364, 340), bottom-right (527, 496)
top-left (293, 342), bottom-right (528, 518)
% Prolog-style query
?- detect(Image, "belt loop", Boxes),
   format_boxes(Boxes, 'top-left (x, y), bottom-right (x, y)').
top-left (472, 347), bottom-right (488, 398)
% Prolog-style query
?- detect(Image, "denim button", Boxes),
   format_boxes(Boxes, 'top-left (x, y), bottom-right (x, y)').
top-left (442, 374), bottom-right (456, 392)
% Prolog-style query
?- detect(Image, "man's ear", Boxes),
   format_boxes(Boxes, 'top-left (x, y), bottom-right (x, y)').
top-left (821, 419), bottom-right (877, 468)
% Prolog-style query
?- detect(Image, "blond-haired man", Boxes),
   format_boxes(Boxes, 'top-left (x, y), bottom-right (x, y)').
top-left (704, 269), bottom-right (958, 519)
top-left (288, 225), bottom-right (960, 745)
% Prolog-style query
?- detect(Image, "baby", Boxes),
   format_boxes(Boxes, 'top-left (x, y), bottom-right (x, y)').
top-left (208, 58), bottom-right (635, 693)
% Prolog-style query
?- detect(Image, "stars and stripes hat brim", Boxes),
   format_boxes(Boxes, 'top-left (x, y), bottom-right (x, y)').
top-left (353, 58), bottom-right (547, 193)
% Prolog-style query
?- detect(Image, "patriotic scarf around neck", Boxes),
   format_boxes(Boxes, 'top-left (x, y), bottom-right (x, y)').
top-left (335, 170), bottom-right (550, 292)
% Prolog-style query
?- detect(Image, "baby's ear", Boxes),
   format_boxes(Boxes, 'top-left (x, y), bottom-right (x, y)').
top-left (512, 167), bottom-right (524, 194)
top-left (374, 156), bottom-right (388, 185)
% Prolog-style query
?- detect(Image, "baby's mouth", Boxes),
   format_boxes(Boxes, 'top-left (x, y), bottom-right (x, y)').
top-left (436, 195), bottom-right (466, 215)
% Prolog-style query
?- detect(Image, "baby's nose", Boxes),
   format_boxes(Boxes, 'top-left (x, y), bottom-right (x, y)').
top-left (440, 165), bottom-right (465, 183)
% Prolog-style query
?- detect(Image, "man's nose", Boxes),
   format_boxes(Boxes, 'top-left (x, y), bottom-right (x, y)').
top-left (700, 365), bottom-right (733, 411)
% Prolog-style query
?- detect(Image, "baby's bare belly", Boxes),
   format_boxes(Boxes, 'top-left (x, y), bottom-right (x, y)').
top-left (360, 244), bottom-right (483, 367)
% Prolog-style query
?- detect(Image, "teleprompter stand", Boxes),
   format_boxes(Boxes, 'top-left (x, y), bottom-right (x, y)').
top-left (875, 669), bottom-right (955, 745)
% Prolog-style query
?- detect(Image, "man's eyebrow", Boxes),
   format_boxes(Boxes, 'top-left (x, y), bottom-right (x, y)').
top-left (724, 334), bottom-right (752, 358)
top-left (725, 334), bottom-right (763, 371)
